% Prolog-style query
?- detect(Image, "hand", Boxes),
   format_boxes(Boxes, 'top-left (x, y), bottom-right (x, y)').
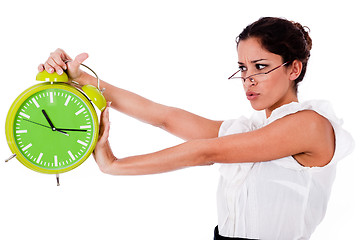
top-left (38, 48), bottom-right (89, 83)
top-left (93, 102), bottom-right (117, 173)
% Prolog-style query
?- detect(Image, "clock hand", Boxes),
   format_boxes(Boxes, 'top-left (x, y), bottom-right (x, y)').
top-left (56, 128), bottom-right (88, 132)
top-left (35, 110), bottom-right (70, 136)
top-left (41, 110), bottom-right (87, 133)
top-left (42, 110), bottom-right (56, 130)
top-left (23, 118), bottom-right (51, 129)
top-left (23, 119), bottom-right (70, 136)
top-left (54, 129), bottom-right (69, 136)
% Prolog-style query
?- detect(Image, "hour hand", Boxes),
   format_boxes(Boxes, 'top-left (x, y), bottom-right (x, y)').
top-left (42, 110), bottom-right (56, 130)
top-left (41, 110), bottom-right (69, 136)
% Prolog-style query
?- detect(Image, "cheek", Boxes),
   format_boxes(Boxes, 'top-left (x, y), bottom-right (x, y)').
top-left (263, 74), bottom-right (289, 95)
top-left (256, 76), bottom-right (290, 107)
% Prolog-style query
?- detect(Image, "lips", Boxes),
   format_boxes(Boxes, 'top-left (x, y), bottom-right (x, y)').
top-left (246, 91), bottom-right (260, 100)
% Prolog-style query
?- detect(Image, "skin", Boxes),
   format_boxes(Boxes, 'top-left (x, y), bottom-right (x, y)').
top-left (238, 38), bottom-right (300, 117)
top-left (38, 42), bottom-right (335, 175)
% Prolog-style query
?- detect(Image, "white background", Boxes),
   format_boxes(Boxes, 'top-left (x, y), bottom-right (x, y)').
top-left (0, 0), bottom-right (359, 239)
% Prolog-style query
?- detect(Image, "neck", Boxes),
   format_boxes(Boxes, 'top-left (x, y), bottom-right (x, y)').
top-left (265, 91), bottom-right (298, 118)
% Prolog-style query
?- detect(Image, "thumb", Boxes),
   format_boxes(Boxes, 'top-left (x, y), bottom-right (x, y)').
top-left (68, 52), bottom-right (89, 71)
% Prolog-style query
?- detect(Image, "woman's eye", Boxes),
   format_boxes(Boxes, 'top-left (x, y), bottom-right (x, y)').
top-left (238, 66), bottom-right (247, 72)
top-left (256, 64), bottom-right (267, 70)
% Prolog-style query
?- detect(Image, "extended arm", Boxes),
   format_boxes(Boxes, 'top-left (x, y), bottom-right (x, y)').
top-left (80, 74), bottom-right (222, 140)
top-left (94, 107), bottom-right (335, 175)
top-left (39, 49), bottom-right (222, 140)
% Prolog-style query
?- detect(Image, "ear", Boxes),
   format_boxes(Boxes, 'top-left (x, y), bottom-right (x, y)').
top-left (289, 60), bottom-right (303, 81)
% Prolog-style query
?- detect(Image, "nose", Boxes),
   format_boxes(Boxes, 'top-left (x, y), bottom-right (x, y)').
top-left (243, 76), bottom-right (256, 87)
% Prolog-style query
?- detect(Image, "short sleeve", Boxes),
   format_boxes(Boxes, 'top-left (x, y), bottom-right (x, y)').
top-left (218, 116), bottom-right (253, 137)
top-left (267, 100), bottom-right (355, 167)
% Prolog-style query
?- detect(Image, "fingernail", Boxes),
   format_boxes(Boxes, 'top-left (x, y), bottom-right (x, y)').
top-left (58, 69), bottom-right (63, 75)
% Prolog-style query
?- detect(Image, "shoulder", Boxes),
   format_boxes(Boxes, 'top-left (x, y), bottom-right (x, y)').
top-left (277, 110), bottom-right (335, 167)
top-left (288, 110), bottom-right (334, 140)
top-left (287, 110), bottom-right (333, 131)
top-left (208, 109), bottom-right (335, 166)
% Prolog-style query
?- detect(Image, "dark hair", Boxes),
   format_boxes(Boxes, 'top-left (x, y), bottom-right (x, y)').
top-left (236, 17), bottom-right (312, 93)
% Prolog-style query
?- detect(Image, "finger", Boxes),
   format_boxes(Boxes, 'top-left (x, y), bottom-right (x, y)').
top-left (101, 107), bottom-right (110, 133)
top-left (44, 62), bottom-right (54, 73)
top-left (49, 57), bottom-right (65, 75)
top-left (45, 57), bottom-right (63, 75)
top-left (69, 53), bottom-right (89, 71)
top-left (98, 107), bottom-right (110, 144)
top-left (53, 48), bottom-right (72, 62)
top-left (99, 120), bottom-right (110, 144)
top-left (99, 102), bottom-right (111, 125)
top-left (51, 53), bottom-right (68, 71)
top-left (101, 102), bottom-right (112, 135)
top-left (49, 48), bottom-right (73, 73)
top-left (38, 64), bottom-right (44, 72)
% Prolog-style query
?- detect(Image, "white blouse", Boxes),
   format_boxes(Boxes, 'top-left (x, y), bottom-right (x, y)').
top-left (217, 100), bottom-right (354, 239)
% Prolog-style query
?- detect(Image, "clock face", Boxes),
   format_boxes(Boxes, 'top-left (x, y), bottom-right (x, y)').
top-left (7, 83), bottom-right (98, 173)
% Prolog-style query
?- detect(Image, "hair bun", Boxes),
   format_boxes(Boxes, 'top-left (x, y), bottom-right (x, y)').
top-left (292, 21), bottom-right (312, 52)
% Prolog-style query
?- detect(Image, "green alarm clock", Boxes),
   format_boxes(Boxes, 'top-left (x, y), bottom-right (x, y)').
top-left (5, 63), bottom-right (106, 185)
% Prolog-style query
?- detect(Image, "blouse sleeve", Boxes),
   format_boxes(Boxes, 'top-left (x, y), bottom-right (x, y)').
top-left (218, 116), bottom-right (253, 137)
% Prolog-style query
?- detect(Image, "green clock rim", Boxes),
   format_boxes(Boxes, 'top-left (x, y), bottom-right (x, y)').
top-left (5, 82), bottom-right (99, 174)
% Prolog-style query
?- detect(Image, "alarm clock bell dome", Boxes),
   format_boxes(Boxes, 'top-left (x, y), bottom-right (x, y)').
top-left (36, 71), bottom-right (69, 82)
top-left (81, 85), bottom-right (106, 112)
top-left (36, 71), bottom-right (106, 111)
top-left (35, 70), bottom-right (106, 112)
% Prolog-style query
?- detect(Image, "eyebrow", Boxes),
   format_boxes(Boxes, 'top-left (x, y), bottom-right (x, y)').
top-left (238, 59), bottom-right (268, 65)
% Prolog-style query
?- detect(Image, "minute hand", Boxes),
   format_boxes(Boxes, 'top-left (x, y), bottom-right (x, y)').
top-left (56, 128), bottom-right (88, 132)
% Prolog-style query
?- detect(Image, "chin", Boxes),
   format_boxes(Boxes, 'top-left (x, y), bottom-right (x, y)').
top-left (249, 100), bottom-right (267, 111)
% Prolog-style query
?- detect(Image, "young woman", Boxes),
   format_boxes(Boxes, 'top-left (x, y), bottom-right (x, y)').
top-left (39, 17), bottom-right (354, 239)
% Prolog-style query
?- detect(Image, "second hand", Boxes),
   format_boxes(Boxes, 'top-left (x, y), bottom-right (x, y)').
top-left (23, 119), bottom-right (69, 136)
top-left (22, 119), bottom-right (88, 134)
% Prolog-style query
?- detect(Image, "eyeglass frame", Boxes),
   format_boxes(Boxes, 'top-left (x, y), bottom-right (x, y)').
top-left (228, 61), bottom-right (290, 83)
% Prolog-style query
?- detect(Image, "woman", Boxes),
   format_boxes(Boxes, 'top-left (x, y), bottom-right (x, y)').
top-left (39, 17), bottom-right (354, 239)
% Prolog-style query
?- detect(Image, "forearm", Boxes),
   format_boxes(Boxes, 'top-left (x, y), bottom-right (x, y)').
top-left (41, 50), bottom-right (221, 138)
top-left (41, 50), bottom-right (222, 138)
top-left (100, 139), bottom-right (214, 175)
top-left (76, 71), bottom-right (168, 128)
top-left (77, 72), bottom-right (222, 140)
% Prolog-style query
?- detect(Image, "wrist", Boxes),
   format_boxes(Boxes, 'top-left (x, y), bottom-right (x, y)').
top-left (72, 71), bottom-right (97, 87)
top-left (97, 156), bottom-right (118, 175)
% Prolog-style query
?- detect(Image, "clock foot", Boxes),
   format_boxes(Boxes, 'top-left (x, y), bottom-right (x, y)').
top-left (5, 154), bottom-right (16, 162)
top-left (56, 174), bottom-right (60, 186)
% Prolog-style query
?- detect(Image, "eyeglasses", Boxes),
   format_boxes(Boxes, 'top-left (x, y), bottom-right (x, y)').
top-left (228, 61), bottom-right (290, 84)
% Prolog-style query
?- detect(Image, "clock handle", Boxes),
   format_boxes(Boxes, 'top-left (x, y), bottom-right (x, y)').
top-left (65, 61), bottom-right (107, 111)
top-left (64, 61), bottom-right (102, 90)
top-left (82, 64), bottom-right (102, 92)
top-left (5, 153), bottom-right (16, 162)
